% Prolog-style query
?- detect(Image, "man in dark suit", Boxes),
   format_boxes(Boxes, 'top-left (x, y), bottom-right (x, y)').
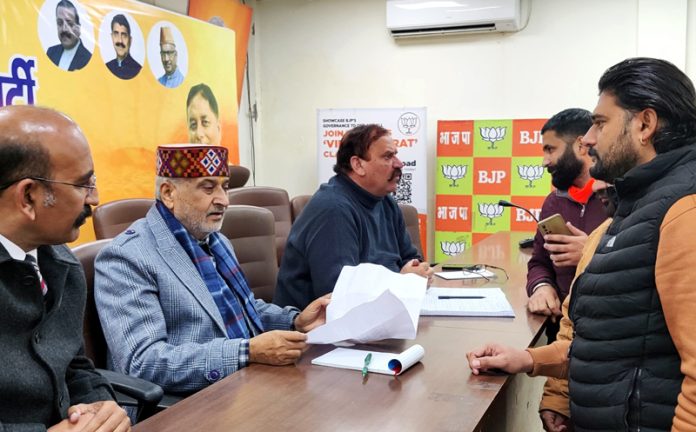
top-left (46, 0), bottom-right (92, 71)
top-left (0, 105), bottom-right (129, 431)
top-left (105, 14), bottom-right (142, 80)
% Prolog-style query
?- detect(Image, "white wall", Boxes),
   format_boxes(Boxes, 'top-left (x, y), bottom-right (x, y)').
top-left (142, 0), bottom-right (694, 245)
top-left (247, 0), bottom-right (690, 249)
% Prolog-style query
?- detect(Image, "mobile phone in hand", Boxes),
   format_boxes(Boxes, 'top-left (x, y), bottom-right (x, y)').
top-left (537, 213), bottom-right (573, 236)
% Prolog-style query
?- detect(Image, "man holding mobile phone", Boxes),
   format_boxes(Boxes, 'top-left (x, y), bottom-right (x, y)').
top-left (526, 109), bottom-right (607, 340)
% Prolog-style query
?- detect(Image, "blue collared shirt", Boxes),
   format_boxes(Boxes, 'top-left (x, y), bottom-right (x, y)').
top-left (158, 68), bottom-right (184, 88)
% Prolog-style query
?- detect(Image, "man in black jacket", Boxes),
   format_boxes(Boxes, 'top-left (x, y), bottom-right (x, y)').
top-left (105, 14), bottom-right (142, 80)
top-left (45, 0), bottom-right (92, 72)
top-left (468, 57), bottom-right (696, 431)
top-left (0, 105), bottom-right (129, 431)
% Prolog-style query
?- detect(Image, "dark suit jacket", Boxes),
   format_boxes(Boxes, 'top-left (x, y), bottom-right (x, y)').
top-left (0, 243), bottom-right (114, 429)
top-left (106, 54), bottom-right (142, 80)
top-left (46, 40), bottom-right (92, 71)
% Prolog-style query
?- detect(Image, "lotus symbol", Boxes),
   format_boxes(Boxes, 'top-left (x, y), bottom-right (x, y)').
top-left (480, 127), bottom-right (507, 150)
top-left (398, 112), bottom-right (420, 135)
top-left (442, 164), bottom-right (467, 187)
top-left (478, 202), bottom-right (504, 226)
top-left (441, 241), bottom-right (466, 257)
top-left (517, 165), bottom-right (544, 188)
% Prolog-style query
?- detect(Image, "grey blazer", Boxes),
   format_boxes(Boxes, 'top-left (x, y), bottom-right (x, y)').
top-left (94, 206), bottom-right (298, 394)
top-left (0, 243), bottom-right (113, 430)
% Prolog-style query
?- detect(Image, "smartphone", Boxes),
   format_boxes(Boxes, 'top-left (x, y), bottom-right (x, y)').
top-left (537, 213), bottom-right (573, 236)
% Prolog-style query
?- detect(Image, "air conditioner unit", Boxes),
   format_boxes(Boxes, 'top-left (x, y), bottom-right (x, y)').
top-left (387, 0), bottom-right (523, 38)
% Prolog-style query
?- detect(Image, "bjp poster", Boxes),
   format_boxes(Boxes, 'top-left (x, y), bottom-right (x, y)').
top-left (0, 0), bottom-right (240, 244)
top-left (317, 108), bottom-right (428, 257)
top-left (188, 0), bottom-right (252, 106)
top-left (434, 118), bottom-right (550, 264)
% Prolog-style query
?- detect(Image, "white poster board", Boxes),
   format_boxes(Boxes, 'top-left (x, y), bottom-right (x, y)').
top-left (316, 108), bottom-right (427, 215)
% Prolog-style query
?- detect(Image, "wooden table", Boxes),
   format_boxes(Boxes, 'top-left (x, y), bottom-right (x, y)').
top-left (134, 232), bottom-right (544, 432)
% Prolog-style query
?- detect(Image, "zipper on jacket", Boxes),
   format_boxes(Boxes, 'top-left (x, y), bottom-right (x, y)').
top-left (580, 204), bottom-right (586, 218)
top-left (624, 367), bottom-right (641, 431)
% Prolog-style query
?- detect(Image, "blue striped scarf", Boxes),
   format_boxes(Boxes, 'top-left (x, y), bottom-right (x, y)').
top-left (157, 201), bottom-right (264, 338)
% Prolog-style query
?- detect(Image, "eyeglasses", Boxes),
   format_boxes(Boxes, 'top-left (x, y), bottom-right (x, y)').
top-left (0, 176), bottom-right (97, 197)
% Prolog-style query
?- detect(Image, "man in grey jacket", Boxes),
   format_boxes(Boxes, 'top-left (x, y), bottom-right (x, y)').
top-left (0, 105), bottom-right (129, 431)
top-left (95, 144), bottom-right (329, 395)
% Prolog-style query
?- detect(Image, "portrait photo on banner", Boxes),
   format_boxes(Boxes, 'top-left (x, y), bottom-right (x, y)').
top-left (1, 0), bottom-right (239, 245)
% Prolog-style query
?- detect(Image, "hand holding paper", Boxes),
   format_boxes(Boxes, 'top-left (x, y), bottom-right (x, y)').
top-left (307, 263), bottom-right (427, 344)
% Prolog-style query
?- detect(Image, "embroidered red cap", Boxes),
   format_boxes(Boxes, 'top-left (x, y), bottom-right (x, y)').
top-left (156, 144), bottom-right (229, 178)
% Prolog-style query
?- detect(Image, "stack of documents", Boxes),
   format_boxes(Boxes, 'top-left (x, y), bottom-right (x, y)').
top-left (307, 263), bottom-right (427, 344)
top-left (312, 344), bottom-right (425, 376)
top-left (420, 287), bottom-right (515, 317)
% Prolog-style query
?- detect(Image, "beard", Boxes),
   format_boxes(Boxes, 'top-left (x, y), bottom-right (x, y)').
top-left (177, 201), bottom-right (226, 240)
top-left (547, 146), bottom-right (584, 190)
top-left (589, 127), bottom-right (639, 183)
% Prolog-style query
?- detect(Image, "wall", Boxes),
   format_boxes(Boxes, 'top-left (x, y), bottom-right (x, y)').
top-left (141, 0), bottom-right (694, 249)
top-left (248, 0), bottom-right (690, 253)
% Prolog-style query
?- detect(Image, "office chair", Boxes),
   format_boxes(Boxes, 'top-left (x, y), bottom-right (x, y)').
top-left (72, 240), bottom-right (164, 421)
top-left (220, 205), bottom-right (278, 302)
top-left (398, 203), bottom-right (424, 257)
top-left (290, 194), bottom-right (312, 222)
top-left (227, 186), bottom-right (292, 266)
top-left (92, 198), bottom-right (154, 240)
top-left (228, 165), bottom-right (251, 189)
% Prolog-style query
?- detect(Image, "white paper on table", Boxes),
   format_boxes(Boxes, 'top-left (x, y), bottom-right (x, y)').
top-left (434, 269), bottom-right (496, 280)
top-left (311, 344), bottom-right (425, 376)
top-left (420, 287), bottom-right (515, 317)
top-left (307, 263), bottom-right (427, 344)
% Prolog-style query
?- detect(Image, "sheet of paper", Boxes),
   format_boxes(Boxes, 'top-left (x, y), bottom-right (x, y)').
top-left (311, 344), bottom-right (425, 376)
top-left (307, 263), bottom-right (427, 344)
top-left (420, 287), bottom-right (515, 317)
top-left (434, 269), bottom-right (496, 280)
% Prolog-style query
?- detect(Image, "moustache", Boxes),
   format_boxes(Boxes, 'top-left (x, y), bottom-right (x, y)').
top-left (389, 168), bottom-right (402, 182)
top-left (588, 147), bottom-right (599, 158)
top-left (206, 205), bottom-right (226, 217)
top-left (115, 43), bottom-right (126, 48)
top-left (73, 205), bottom-right (92, 229)
top-left (60, 32), bottom-right (74, 40)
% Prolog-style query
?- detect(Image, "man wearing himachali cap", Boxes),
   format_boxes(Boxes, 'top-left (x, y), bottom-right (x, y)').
top-left (94, 144), bottom-right (329, 394)
top-left (158, 27), bottom-right (184, 88)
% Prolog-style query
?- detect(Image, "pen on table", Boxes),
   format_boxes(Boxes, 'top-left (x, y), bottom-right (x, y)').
top-left (362, 353), bottom-right (372, 379)
top-left (438, 295), bottom-right (486, 299)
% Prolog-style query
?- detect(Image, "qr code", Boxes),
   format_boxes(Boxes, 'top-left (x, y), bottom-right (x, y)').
top-left (395, 172), bottom-right (413, 203)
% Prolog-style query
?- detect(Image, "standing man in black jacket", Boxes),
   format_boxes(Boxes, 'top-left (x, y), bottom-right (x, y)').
top-left (0, 105), bottom-right (129, 431)
top-left (468, 57), bottom-right (696, 431)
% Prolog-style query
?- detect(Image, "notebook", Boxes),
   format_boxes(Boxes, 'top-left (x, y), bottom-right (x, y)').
top-left (421, 287), bottom-right (515, 317)
top-left (311, 344), bottom-right (425, 376)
